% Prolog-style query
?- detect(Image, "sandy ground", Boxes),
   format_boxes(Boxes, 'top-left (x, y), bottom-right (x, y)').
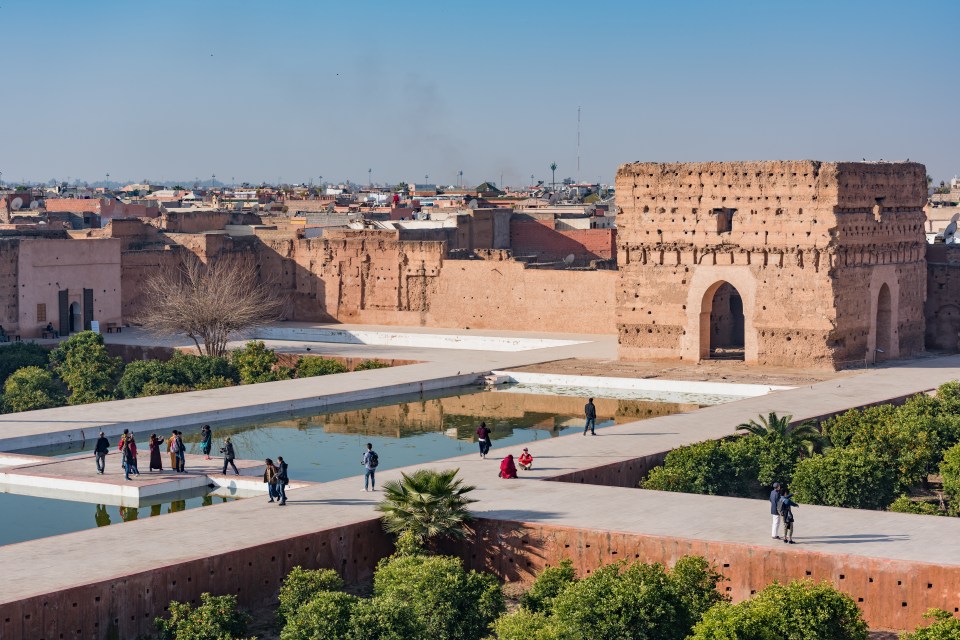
top-left (507, 357), bottom-right (857, 387)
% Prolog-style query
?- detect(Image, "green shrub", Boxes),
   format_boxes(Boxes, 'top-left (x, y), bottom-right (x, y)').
top-left (2, 366), bottom-right (66, 412)
top-left (888, 495), bottom-right (943, 516)
top-left (520, 559), bottom-right (577, 613)
top-left (118, 360), bottom-right (179, 398)
top-left (0, 342), bottom-right (49, 386)
top-left (193, 376), bottom-right (235, 390)
top-left (354, 359), bottom-right (390, 371)
top-left (346, 595), bottom-right (426, 640)
top-left (279, 590), bottom-right (356, 640)
top-left (231, 341), bottom-right (289, 383)
top-left (277, 566), bottom-right (345, 625)
top-left (296, 356), bottom-right (348, 377)
top-left (49, 331), bottom-right (122, 404)
top-left (822, 404), bottom-right (937, 492)
top-left (642, 438), bottom-right (762, 497)
top-left (690, 580), bottom-right (868, 640)
top-left (901, 608), bottom-right (960, 639)
top-left (155, 592), bottom-right (253, 640)
top-left (168, 352), bottom-right (239, 386)
top-left (374, 553), bottom-right (504, 640)
top-left (492, 609), bottom-right (566, 640)
top-left (940, 443), bottom-right (960, 516)
top-left (139, 381), bottom-right (192, 397)
top-left (549, 556), bottom-right (725, 640)
top-left (791, 446), bottom-right (898, 510)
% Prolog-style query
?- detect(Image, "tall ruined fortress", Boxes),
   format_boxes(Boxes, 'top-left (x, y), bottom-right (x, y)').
top-left (615, 161), bottom-right (929, 368)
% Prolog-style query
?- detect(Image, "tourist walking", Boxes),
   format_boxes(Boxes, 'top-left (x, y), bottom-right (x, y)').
top-left (583, 398), bottom-right (597, 435)
top-left (118, 428), bottom-right (129, 468)
top-left (123, 435), bottom-right (140, 480)
top-left (499, 454), bottom-right (518, 479)
top-left (148, 434), bottom-right (164, 472)
top-left (264, 459), bottom-right (279, 502)
top-left (362, 443), bottom-right (378, 491)
top-left (476, 421), bottom-right (492, 458)
top-left (221, 437), bottom-right (239, 475)
top-left (94, 431), bottom-right (109, 474)
top-left (200, 425), bottom-right (213, 460)
top-left (167, 430), bottom-right (178, 470)
top-left (518, 447), bottom-right (534, 470)
top-left (778, 489), bottom-right (799, 544)
top-left (175, 431), bottom-right (186, 473)
top-left (276, 456), bottom-right (289, 505)
top-left (770, 482), bottom-right (782, 539)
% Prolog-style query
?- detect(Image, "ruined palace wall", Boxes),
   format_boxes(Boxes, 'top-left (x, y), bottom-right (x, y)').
top-left (276, 232), bottom-right (616, 334)
top-left (616, 161), bottom-right (840, 366)
top-left (926, 244), bottom-right (960, 352)
top-left (615, 160), bottom-right (928, 368)
top-left (828, 163), bottom-right (928, 362)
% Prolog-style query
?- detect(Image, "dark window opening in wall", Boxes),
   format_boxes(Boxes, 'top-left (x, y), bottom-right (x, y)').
top-left (712, 208), bottom-right (737, 233)
top-left (36, 303), bottom-right (46, 323)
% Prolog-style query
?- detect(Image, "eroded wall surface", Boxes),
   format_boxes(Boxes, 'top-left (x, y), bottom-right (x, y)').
top-left (926, 244), bottom-right (960, 351)
top-left (615, 161), bottom-right (927, 368)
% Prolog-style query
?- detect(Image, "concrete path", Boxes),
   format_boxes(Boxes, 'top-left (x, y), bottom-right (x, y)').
top-left (1, 353), bottom-right (959, 604)
top-left (0, 326), bottom-right (618, 451)
top-left (0, 452), bottom-right (266, 505)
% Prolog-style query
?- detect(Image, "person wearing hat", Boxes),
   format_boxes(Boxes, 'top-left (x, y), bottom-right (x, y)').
top-left (93, 431), bottom-right (110, 474)
top-left (770, 482), bottom-right (783, 539)
top-left (518, 448), bottom-right (534, 470)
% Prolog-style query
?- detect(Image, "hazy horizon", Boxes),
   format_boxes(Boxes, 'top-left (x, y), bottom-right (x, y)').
top-left (1, 0), bottom-right (957, 187)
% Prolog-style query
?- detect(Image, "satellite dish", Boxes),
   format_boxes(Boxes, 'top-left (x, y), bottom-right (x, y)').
top-left (563, 254), bottom-right (575, 265)
top-left (29, 200), bottom-right (39, 210)
top-left (9, 197), bottom-right (22, 211)
top-left (467, 199), bottom-right (479, 210)
top-left (944, 213), bottom-right (960, 244)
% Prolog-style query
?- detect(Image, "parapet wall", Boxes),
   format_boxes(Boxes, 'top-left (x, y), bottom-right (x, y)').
top-left (0, 519), bottom-right (393, 640)
top-left (454, 518), bottom-right (959, 632)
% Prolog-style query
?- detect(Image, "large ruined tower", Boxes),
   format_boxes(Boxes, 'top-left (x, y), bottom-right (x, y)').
top-left (615, 160), bottom-right (928, 369)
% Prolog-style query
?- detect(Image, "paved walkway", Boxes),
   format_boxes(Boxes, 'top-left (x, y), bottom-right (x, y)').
top-left (0, 326), bottom-right (618, 451)
top-left (1, 352), bottom-right (959, 604)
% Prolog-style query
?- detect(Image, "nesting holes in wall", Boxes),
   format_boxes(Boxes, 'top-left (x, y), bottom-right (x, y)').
top-left (868, 577), bottom-right (874, 583)
top-left (839, 574), bottom-right (845, 580)
top-left (805, 570), bottom-right (812, 576)
top-left (897, 580), bottom-right (902, 586)
top-left (902, 602), bottom-right (908, 607)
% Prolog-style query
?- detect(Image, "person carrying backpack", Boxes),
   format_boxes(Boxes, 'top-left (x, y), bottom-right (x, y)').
top-left (778, 489), bottom-right (799, 544)
top-left (476, 422), bottom-right (492, 459)
top-left (362, 443), bottom-right (379, 491)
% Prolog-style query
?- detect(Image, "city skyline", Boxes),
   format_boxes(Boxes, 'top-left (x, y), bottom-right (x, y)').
top-left (1, 0), bottom-right (958, 185)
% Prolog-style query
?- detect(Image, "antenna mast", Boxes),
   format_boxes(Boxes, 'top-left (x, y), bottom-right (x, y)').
top-left (577, 106), bottom-right (581, 183)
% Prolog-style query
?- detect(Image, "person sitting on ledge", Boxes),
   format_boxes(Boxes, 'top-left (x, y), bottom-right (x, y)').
top-left (499, 454), bottom-right (518, 479)
top-left (44, 322), bottom-right (58, 337)
top-left (518, 448), bottom-right (534, 470)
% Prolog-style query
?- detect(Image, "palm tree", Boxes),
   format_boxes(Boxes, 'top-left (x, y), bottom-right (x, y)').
top-left (736, 412), bottom-right (824, 456)
top-left (377, 468), bottom-right (477, 547)
top-left (550, 162), bottom-right (558, 189)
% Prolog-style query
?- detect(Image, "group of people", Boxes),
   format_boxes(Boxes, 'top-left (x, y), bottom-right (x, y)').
top-left (770, 482), bottom-right (799, 544)
top-left (262, 457), bottom-right (289, 505)
top-left (476, 421), bottom-right (535, 479)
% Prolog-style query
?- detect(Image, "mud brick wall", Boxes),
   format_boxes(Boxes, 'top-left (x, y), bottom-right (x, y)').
top-left (925, 244), bottom-right (960, 352)
top-left (451, 518), bottom-right (960, 632)
top-left (510, 218), bottom-right (617, 263)
top-left (615, 161), bottom-right (928, 369)
top-left (0, 519), bottom-right (392, 640)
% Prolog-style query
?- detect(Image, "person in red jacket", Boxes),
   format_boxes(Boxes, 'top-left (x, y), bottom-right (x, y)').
top-left (499, 454), bottom-right (518, 479)
top-left (518, 448), bottom-right (533, 470)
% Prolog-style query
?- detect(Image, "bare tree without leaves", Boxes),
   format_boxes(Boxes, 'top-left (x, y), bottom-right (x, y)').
top-left (138, 255), bottom-right (285, 358)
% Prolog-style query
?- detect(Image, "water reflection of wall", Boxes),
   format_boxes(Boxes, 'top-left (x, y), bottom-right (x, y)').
top-left (274, 393), bottom-right (700, 440)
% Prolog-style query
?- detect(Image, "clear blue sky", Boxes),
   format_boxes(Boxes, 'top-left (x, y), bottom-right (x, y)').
top-left (1, 0), bottom-right (957, 187)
